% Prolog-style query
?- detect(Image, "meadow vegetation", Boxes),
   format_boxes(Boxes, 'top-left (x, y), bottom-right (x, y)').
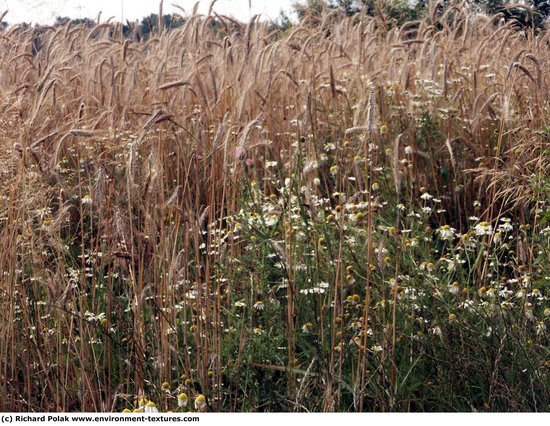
top-left (0, 2), bottom-right (548, 412)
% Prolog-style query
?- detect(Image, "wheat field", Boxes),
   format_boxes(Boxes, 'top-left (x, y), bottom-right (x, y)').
top-left (0, 3), bottom-right (548, 412)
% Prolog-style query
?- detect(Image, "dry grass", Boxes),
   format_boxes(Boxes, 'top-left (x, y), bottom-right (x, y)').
top-left (0, 4), bottom-right (548, 412)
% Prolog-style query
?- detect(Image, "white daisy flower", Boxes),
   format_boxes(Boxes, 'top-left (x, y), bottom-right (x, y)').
top-left (144, 401), bottom-right (159, 413)
top-left (178, 393), bottom-right (189, 408)
top-left (194, 394), bottom-right (206, 411)
top-left (253, 301), bottom-right (265, 311)
top-left (437, 225), bottom-right (456, 240)
top-left (474, 222), bottom-right (492, 236)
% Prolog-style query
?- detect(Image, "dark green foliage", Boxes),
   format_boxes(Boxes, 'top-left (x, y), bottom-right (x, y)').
top-left (136, 14), bottom-right (185, 39)
top-left (331, 0), bottom-right (428, 24)
top-left (328, 0), bottom-right (550, 29)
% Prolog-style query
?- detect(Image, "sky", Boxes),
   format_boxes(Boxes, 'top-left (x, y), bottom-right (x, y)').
top-left (0, 0), bottom-right (303, 25)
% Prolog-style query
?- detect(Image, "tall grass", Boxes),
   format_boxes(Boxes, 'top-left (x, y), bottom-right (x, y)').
top-left (0, 3), bottom-right (548, 412)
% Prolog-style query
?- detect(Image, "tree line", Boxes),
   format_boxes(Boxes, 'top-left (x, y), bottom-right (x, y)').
top-left (3, 0), bottom-right (550, 38)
